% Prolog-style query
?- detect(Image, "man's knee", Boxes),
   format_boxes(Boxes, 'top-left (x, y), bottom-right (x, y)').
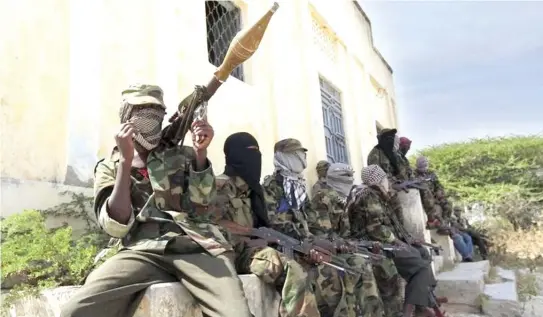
top-left (250, 247), bottom-right (288, 283)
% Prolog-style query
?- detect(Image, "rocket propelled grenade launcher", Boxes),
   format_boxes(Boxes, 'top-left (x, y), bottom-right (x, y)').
top-left (164, 2), bottom-right (280, 147)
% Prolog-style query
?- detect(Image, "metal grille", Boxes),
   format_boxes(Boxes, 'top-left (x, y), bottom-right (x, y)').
top-left (205, 1), bottom-right (244, 81)
top-left (320, 77), bottom-right (349, 164)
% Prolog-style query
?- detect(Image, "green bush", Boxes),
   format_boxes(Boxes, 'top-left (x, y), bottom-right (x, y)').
top-left (412, 135), bottom-right (543, 203)
top-left (1, 209), bottom-right (109, 311)
top-left (410, 135), bottom-right (543, 229)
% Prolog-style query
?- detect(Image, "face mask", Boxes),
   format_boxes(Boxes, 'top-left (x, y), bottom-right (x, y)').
top-left (130, 107), bottom-right (166, 150)
top-left (327, 163), bottom-right (355, 196)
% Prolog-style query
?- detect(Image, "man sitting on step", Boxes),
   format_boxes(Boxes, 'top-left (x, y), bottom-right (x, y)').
top-left (61, 84), bottom-right (253, 317)
top-left (347, 164), bottom-right (447, 317)
top-left (213, 132), bottom-right (321, 317)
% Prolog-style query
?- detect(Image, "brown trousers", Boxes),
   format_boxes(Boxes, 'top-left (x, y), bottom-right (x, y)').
top-left (60, 249), bottom-right (252, 317)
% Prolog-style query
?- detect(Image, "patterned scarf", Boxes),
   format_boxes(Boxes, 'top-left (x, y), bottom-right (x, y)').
top-left (119, 101), bottom-right (166, 150)
top-left (327, 163), bottom-right (354, 197)
top-left (274, 151), bottom-right (307, 210)
top-left (416, 156), bottom-right (429, 172)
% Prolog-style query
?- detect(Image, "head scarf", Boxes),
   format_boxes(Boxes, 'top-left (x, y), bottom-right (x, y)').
top-left (399, 137), bottom-right (412, 155)
top-left (327, 163), bottom-right (355, 197)
top-left (377, 129), bottom-right (400, 175)
top-left (361, 164), bottom-right (389, 194)
top-left (223, 132), bottom-right (268, 227)
top-left (274, 150), bottom-right (308, 209)
top-left (119, 102), bottom-right (166, 151)
top-left (416, 156), bottom-right (429, 172)
top-left (316, 160), bottom-right (331, 180)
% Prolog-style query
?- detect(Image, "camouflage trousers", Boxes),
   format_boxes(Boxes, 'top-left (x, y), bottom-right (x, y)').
top-left (235, 243), bottom-right (320, 317)
top-left (372, 258), bottom-right (403, 317)
top-left (313, 254), bottom-right (384, 317)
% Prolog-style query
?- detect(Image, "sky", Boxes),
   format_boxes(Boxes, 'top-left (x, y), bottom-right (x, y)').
top-left (359, 0), bottom-right (543, 152)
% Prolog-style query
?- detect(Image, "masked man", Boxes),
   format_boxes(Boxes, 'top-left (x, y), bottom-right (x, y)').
top-left (213, 132), bottom-right (320, 317)
top-left (61, 84), bottom-right (252, 317)
top-left (347, 165), bottom-right (446, 317)
top-left (311, 163), bottom-right (386, 317)
top-left (312, 160), bottom-right (331, 195)
top-left (263, 139), bottom-right (379, 317)
top-left (367, 129), bottom-right (412, 182)
top-left (414, 156), bottom-right (453, 220)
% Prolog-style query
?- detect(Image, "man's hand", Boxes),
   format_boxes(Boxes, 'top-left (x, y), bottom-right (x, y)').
top-left (191, 120), bottom-right (214, 152)
top-left (371, 242), bottom-right (382, 254)
top-left (306, 249), bottom-right (324, 265)
top-left (115, 122), bottom-right (135, 163)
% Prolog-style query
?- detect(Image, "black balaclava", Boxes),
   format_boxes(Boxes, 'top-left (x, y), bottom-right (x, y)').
top-left (376, 130), bottom-right (400, 175)
top-left (223, 132), bottom-right (269, 227)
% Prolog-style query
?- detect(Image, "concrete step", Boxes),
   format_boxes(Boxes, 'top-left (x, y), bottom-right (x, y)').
top-left (482, 267), bottom-right (521, 317)
top-left (9, 274), bottom-right (280, 317)
top-left (435, 260), bottom-right (490, 313)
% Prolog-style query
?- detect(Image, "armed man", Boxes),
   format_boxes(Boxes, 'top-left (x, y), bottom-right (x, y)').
top-left (212, 132), bottom-right (321, 317)
top-left (263, 138), bottom-right (382, 317)
top-left (310, 163), bottom-right (402, 317)
top-left (414, 156), bottom-right (453, 220)
top-left (347, 164), bottom-right (447, 317)
top-left (367, 128), bottom-right (410, 225)
top-left (61, 85), bottom-right (253, 317)
top-left (312, 160), bottom-right (331, 194)
top-left (311, 162), bottom-right (386, 317)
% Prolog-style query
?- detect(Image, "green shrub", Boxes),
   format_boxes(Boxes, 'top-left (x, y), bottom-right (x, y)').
top-left (411, 135), bottom-right (543, 229)
top-left (1, 209), bottom-right (108, 311)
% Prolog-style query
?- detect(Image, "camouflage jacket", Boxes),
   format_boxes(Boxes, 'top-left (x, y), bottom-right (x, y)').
top-left (414, 170), bottom-right (443, 196)
top-left (311, 179), bottom-right (327, 196)
top-left (213, 174), bottom-right (254, 243)
top-left (262, 172), bottom-right (320, 240)
top-left (346, 186), bottom-right (400, 244)
top-left (310, 184), bottom-right (351, 239)
top-left (94, 146), bottom-right (231, 256)
top-left (414, 169), bottom-right (451, 220)
top-left (367, 146), bottom-right (411, 181)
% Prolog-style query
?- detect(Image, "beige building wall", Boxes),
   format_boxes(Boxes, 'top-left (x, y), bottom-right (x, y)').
top-left (0, 0), bottom-right (398, 217)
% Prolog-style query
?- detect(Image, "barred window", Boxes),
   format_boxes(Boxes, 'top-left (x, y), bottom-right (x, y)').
top-left (320, 77), bottom-right (349, 164)
top-left (205, 1), bottom-right (244, 81)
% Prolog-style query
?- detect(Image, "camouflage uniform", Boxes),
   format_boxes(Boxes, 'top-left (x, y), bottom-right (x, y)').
top-left (311, 183), bottom-right (385, 317)
top-left (215, 174), bottom-right (320, 317)
top-left (347, 167), bottom-right (437, 312)
top-left (311, 160), bottom-right (330, 195)
top-left (264, 139), bottom-right (379, 317)
top-left (414, 169), bottom-right (452, 221)
top-left (367, 133), bottom-right (408, 226)
top-left (61, 85), bottom-right (252, 317)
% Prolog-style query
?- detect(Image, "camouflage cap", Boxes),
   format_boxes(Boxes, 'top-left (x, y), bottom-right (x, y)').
top-left (274, 138), bottom-right (308, 153)
top-left (121, 84), bottom-right (166, 109)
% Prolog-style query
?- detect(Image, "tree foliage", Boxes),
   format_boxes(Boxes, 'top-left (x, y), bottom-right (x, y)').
top-left (411, 135), bottom-right (543, 228)
top-left (412, 135), bottom-right (543, 203)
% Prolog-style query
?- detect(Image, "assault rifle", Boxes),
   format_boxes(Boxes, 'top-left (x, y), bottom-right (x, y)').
top-left (219, 221), bottom-right (365, 275)
top-left (392, 177), bottom-right (432, 192)
top-left (315, 238), bottom-right (388, 263)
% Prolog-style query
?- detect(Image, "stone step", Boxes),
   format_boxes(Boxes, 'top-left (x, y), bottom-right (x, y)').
top-left (435, 261), bottom-right (490, 313)
top-left (482, 267), bottom-right (521, 317)
top-left (9, 274), bottom-right (280, 317)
